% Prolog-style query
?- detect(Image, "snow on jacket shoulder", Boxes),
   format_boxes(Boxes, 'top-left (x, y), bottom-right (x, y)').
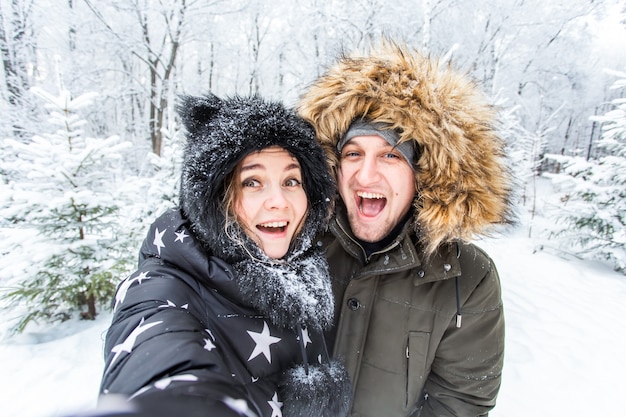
top-left (99, 209), bottom-right (329, 417)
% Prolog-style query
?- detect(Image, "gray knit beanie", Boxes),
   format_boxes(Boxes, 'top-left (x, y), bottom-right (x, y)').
top-left (338, 120), bottom-right (416, 168)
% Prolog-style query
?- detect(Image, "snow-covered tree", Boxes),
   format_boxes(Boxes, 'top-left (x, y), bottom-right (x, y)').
top-left (543, 69), bottom-right (626, 274)
top-left (117, 117), bottom-right (183, 235)
top-left (497, 101), bottom-right (550, 238)
top-left (0, 88), bottom-right (135, 333)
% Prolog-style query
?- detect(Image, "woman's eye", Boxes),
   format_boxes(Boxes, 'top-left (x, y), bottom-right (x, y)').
top-left (284, 178), bottom-right (302, 187)
top-left (242, 178), bottom-right (260, 187)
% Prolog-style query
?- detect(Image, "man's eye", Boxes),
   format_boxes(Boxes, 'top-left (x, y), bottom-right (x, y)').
top-left (384, 152), bottom-right (401, 159)
top-left (342, 151), bottom-right (359, 158)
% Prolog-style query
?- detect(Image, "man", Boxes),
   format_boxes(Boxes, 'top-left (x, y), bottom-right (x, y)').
top-left (298, 41), bottom-right (514, 417)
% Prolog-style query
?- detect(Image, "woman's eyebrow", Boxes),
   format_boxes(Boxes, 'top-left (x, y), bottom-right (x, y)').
top-left (240, 162), bottom-right (265, 172)
top-left (240, 162), bottom-right (301, 172)
top-left (285, 162), bottom-right (301, 171)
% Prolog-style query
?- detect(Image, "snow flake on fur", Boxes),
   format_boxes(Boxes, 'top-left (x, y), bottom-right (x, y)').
top-left (234, 243), bottom-right (334, 331)
top-left (279, 359), bottom-right (352, 417)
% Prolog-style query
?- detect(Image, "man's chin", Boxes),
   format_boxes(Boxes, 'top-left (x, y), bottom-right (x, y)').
top-left (347, 211), bottom-right (389, 242)
top-left (350, 223), bottom-right (387, 243)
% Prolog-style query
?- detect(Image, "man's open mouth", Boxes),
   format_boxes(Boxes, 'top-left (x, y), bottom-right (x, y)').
top-left (357, 191), bottom-right (386, 217)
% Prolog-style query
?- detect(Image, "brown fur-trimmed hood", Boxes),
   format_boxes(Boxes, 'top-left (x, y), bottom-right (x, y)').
top-left (297, 41), bottom-right (514, 255)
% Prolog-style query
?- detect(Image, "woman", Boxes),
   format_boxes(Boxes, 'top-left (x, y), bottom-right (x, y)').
top-left (98, 94), bottom-right (351, 417)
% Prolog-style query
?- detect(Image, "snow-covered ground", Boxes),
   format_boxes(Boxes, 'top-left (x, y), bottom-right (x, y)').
top-left (479, 232), bottom-right (626, 417)
top-left (2, 183), bottom-right (626, 417)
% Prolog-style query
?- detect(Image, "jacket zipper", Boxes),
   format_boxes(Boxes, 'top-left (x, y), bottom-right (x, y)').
top-left (405, 342), bottom-right (410, 408)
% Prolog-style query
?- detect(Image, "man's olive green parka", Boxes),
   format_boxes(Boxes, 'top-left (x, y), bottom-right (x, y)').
top-left (321, 207), bottom-right (504, 417)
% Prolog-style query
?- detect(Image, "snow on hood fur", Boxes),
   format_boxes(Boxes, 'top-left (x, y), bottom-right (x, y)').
top-left (298, 41), bottom-right (515, 256)
top-left (177, 94), bottom-right (335, 263)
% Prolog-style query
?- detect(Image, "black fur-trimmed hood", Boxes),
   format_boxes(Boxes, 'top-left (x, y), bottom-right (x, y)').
top-left (177, 94), bottom-right (335, 262)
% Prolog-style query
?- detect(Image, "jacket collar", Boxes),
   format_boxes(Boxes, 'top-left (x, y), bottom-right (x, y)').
top-left (330, 206), bottom-right (461, 284)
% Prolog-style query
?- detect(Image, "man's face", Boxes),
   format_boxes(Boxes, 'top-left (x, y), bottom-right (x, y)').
top-left (337, 135), bottom-right (415, 242)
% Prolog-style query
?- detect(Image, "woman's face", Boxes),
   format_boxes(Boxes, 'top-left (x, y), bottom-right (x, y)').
top-left (234, 146), bottom-right (308, 259)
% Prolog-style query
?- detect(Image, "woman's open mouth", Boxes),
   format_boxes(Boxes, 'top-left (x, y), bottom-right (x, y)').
top-left (257, 221), bottom-right (288, 234)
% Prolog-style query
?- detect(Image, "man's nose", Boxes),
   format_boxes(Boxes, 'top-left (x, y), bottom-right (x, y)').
top-left (355, 155), bottom-right (381, 185)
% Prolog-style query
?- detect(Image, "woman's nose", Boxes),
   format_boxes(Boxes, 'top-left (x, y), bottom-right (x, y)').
top-left (264, 185), bottom-right (289, 209)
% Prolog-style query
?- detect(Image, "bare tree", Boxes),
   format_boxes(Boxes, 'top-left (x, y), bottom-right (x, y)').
top-left (83, 0), bottom-right (189, 156)
top-left (142, 0), bottom-right (186, 156)
top-left (0, 0), bottom-right (37, 139)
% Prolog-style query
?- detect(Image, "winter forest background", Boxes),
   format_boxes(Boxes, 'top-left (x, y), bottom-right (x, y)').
top-left (0, 0), bottom-right (625, 412)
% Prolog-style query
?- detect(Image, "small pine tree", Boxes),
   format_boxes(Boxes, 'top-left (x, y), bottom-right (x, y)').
top-left (0, 88), bottom-right (135, 333)
top-left (544, 70), bottom-right (626, 274)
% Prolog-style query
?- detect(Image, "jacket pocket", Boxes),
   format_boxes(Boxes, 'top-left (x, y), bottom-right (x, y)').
top-left (405, 331), bottom-right (430, 410)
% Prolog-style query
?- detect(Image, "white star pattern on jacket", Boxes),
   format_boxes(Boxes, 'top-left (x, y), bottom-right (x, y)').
top-left (158, 300), bottom-right (189, 310)
top-left (223, 396), bottom-right (258, 417)
top-left (204, 328), bottom-right (216, 352)
top-left (298, 326), bottom-right (312, 347)
top-left (154, 374), bottom-right (199, 390)
top-left (174, 229), bottom-right (189, 242)
top-left (247, 321), bottom-right (281, 363)
top-left (159, 300), bottom-right (176, 309)
top-left (113, 271), bottom-right (150, 312)
top-left (268, 392), bottom-right (283, 417)
top-left (204, 337), bottom-right (216, 352)
top-left (153, 227), bottom-right (166, 255)
top-left (106, 318), bottom-right (162, 373)
top-left (129, 374), bottom-right (200, 400)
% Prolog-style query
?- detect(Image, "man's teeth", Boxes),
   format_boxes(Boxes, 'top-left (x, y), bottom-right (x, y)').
top-left (259, 221), bottom-right (287, 228)
top-left (357, 191), bottom-right (385, 199)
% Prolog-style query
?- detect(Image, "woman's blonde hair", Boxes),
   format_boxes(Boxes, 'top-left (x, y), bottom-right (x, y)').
top-left (222, 166), bottom-right (242, 234)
